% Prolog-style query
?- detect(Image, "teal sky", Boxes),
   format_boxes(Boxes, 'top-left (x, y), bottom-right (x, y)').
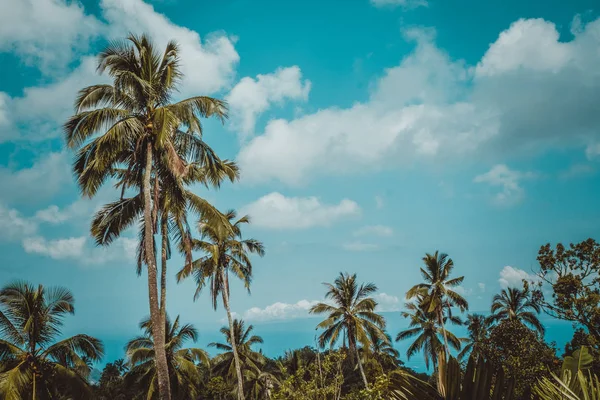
top-left (1, 0), bottom-right (599, 369)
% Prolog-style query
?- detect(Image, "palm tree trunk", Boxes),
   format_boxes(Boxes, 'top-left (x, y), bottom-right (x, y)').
top-left (143, 141), bottom-right (171, 400)
top-left (221, 269), bottom-right (245, 400)
top-left (160, 215), bottom-right (168, 320)
top-left (350, 336), bottom-right (369, 389)
top-left (32, 372), bottom-right (35, 400)
top-left (438, 308), bottom-right (450, 357)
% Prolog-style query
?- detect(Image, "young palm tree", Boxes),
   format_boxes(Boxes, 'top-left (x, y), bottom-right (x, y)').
top-left (64, 34), bottom-right (232, 400)
top-left (209, 319), bottom-right (265, 397)
top-left (309, 272), bottom-right (388, 389)
top-left (125, 314), bottom-right (209, 399)
top-left (490, 287), bottom-right (545, 334)
top-left (458, 314), bottom-right (491, 361)
top-left (0, 282), bottom-right (104, 400)
top-left (406, 251), bottom-right (468, 358)
top-left (177, 210), bottom-right (264, 400)
top-left (396, 297), bottom-right (461, 371)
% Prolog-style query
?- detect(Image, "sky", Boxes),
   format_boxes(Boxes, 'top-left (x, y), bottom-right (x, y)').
top-left (1, 0), bottom-right (599, 371)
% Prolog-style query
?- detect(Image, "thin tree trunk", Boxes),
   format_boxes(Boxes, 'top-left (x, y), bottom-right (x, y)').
top-left (160, 215), bottom-right (168, 321)
top-left (437, 308), bottom-right (450, 397)
top-left (143, 142), bottom-right (171, 400)
top-left (350, 335), bottom-right (369, 389)
top-left (32, 372), bottom-right (35, 400)
top-left (221, 270), bottom-right (245, 400)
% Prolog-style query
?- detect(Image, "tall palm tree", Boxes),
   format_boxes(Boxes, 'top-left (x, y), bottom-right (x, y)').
top-left (209, 319), bottom-right (265, 397)
top-left (490, 287), bottom-right (545, 334)
top-left (406, 251), bottom-right (468, 358)
top-left (64, 34), bottom-right (232, 400)
top-left (396, 297), bottom-right (461, 371)
top-left (458, 314), bottom-right (491, 361)
top-left (177, 210), bottom-right (264, 400)
top-left (125, 314), bottom-right (209, 400)
top-left (309, 272), bottom-right (388, 389)
top-left (0, 282), bottom-right (104, 400)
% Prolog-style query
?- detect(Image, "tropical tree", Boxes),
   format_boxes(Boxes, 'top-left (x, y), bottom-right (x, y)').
top-left (369, 333), bottom-right (401, 371)
top-left (177, 210), bottom-right (264, 399)
top-left (125, 314), bottom-right (209, 399)
top-left (64, 33), bottom-right (233, 400)
top-left (0, 282), bottom-right (104, 400)
top-left (396, 297), bottom-right (461, 371)
top-left (458, 314), bottom-right (491, 361)
top-left (406, 251), bottom-right (468, 359)
top-left (209, 319), bottom-right (265, 397)
top-left (489, 287), bottom-right (545, 334)
top-left (309, 272), bottom-right (388, 389)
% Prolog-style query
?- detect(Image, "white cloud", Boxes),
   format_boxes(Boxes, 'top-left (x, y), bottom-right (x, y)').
top-left (374, 293), bottom-right (401, 311)
top-left (241, 192), bottom-right (360, 229)
top-left (474, 164), bottom-right (535, 206)
top-left (454, 286), bottom-right (473, 296)
top-left (498, 266), bottom-right (540, 289)
top-left (227, 66), bottom-right (311, 137)
top-left (0, 0), bottom-right (102, 72)
top-left (0, 205), bottom-right (37, 241)
top-left (242, 299), bottom-right (319, 322)
top-left (370, 0), bottom-right (428, 9)
top-left (0, 152), bottom-right (72, 204)
top-left (478, 282), bottom-right (486, 292)
top-left (22, 236), bottom-right (86, 260)
top-left (101, 0), bottom-right (239, 96)
top-left (353, 225), bottom-right (393, 237)
top-left (342, 242), bottom-right (380, 252)
top-left (375, 196), bottom-right (384, 209)
top-left (238, 17), bottom-right (600, 185)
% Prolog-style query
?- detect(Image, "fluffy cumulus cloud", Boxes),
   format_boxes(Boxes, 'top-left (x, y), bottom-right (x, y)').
top-left (454, 286), bottom-right (473, 297)
top-left (238, 17), bottom-right (600, 185)
top-left (100, 0), bottom-right (239, 96)
top-left (22, 235), bottom-right (136, 264)
top-left (22, 236), bottom-right (87, 260)
top-left (374, 293), bottom-right (401, 311)
top-left (242, 299), bottom-right (320, 322)
top-left (498, 266), bottom-right (540, 289)
top-left (353, 225), bottom-right (394, 237)
top-left (227, 66), bottom-right (311, 137)
top-left (370, 0), bottom-right (429, 9)
top-left (0, 205), bottom-right (37, 241)
top-left (474, 164), bottom-right (535, 206)
top-left (0, 0), bottom-right (102, 72)
top-left (241, 192), bottom-right (360, 229)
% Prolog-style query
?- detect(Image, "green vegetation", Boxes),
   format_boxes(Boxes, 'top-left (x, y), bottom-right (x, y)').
top-left (0, 34), bottom-right (599, 399)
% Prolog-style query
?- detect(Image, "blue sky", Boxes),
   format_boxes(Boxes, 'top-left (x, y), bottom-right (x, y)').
top-left (1, 0), bottom-right (599, 368)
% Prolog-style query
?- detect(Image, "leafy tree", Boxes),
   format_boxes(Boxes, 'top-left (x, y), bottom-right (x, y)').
top-left (210, 319), bottom-right (265, 398)
top-left (310, 272), bottom-right (388, 389)
top-left (64, 33), bottom-right (232, 400)
top-left (481, 320), bottom-right (558, 398)
top-left (0, 282), bottom-right (104, 400)
top-left (406, 251), bottom-right (468, 359)
top-left (369, 333), bottom-right (401, 371)
top-left (564, 328), bottom-right (600, 375)
top-left (178, 210), bottom-right (264, 399)
top-left (396, 296), bottom-right (462, 371)
top-left (533, 238), bottom-right (600, 341)
top-left (95, 361), bottom-right (132, 400)
top-left (125, 315), bottom-right (209, 399)
top-left (458, 314), bottom-right (491, 361)
top-left (490, 287), bottom-right (544, 334)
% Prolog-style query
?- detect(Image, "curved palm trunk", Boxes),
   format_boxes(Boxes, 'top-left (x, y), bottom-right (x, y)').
top-left (437, 308), bottom-right (450, 357)
top-left (437, 308), bottom-right (450, 397)
top-left (143, 142), bottom-right (172, 400)
top-left (221, 270), bottom-right (245, 400)
top-left (350, 336), bottom-right (369, 389)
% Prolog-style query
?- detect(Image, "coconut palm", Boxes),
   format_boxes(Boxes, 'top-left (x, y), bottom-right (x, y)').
top-left (370, 333), bottom-right (401, 370)
top-left (64, 34), bottom-right (233, 400)
top-left (177, 210), bottom-right (264, 399)
top-left (458, 314), bottom-right (491, 361)
top-left (490, 287), bottom-right (545, 334)
top-left (0, 282), bottom-right (104, 400)
top-left (396, 297), bottom-right (461, 371)
top-left (309, 272), bottom-right (388, 389)
top-left (125, 314), bottom-right (209, 400)
top-left (406, 251), bottom-right (468, 358)
top-left (209, 319), bottom-right (265, 397)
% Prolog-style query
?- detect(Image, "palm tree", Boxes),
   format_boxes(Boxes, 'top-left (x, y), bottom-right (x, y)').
top-left (396, 297), bottom-right (461, 371)
top-left (458, 314), bottom-right (491, 361)
top-left (309, 272), bottom-right (388, 389)
top-left (209, 319), bottom-right (265, 397)
top-left (0, 282), bottom-right (104, 400)
top-left (64, 34), bottom-right (232, 400)
top-left (490, 287), bottom-right (545, 334)
top-left (406, 251), bottom-right (468, 359)
top-left (177, 210), bottom-right (264, 400)
top-left (125, 314), bottom-right (209, 399)
top-left (370, 333), bottom-right (401, 370)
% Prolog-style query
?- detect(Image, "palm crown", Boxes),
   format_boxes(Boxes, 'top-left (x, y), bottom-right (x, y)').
top-left (0, 282), bottom-right (104, 400)
top-left (490, 287), bottom-right (545, 334)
